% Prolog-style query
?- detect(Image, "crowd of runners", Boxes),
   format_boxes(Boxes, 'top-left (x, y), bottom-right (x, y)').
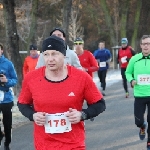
top-left (0, 27), bottom-right (150, 150)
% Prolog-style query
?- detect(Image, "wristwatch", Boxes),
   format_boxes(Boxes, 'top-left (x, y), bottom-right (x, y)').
top-left (81, 111), bottom-right (87, 121)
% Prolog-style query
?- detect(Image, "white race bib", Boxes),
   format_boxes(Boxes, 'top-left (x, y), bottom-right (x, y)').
top-left (44, 112), bottom-right (72, 134)
top-left (137, 74), bottom-right (150, 85)
top-left (99, 62), bottom-right (106, 67)
top-left (0, 90), bottom-right (4, 101)
top-left (121, 56), bottom-right (127, 63)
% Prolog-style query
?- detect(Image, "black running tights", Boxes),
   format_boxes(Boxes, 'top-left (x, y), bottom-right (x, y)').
top-left (0, 102), bottom-right (13, 146)
top-left (121, 68), bottom-right (128, 93)
top-left (134, 98), bottom-right (150, 142)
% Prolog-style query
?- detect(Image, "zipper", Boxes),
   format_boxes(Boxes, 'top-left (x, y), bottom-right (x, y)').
top-left (145, 57), bottom-right (147, 66)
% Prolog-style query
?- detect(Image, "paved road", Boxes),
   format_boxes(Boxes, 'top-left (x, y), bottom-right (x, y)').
top-left (1, 79), bottom-right (147, 150)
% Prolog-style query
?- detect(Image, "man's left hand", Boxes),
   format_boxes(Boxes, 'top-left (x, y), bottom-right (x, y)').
top-left (66, 108), bottom-right (82, 124)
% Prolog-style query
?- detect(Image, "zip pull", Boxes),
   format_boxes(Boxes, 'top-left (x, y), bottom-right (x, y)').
top-left (145, 57), bottom-right (147, 66)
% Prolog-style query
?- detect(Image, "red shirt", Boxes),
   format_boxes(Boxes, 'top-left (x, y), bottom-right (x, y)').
top-left (18, 65), bottom-right (102, 150)
top-left (118, 46), bottom-right (133, 68)
top-left (23, 56), bottom-right (39, 77)
top-left (77, 50), bottom-right (99, 77)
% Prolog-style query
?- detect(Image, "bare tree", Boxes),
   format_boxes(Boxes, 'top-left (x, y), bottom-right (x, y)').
top-left (2, 0), bottom-right (23, 95)
top-left (16, 2), bottom-right (32, 47)
top-left (26, 0), bottom-right (39, 53)
top-left (62, 0), bottom-right (73, 43)
top-left (69, 3), bottom-right (84, 42)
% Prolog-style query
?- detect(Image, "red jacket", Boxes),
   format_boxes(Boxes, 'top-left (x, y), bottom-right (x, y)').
top-left (23, 56), bottom-right (39, 77)
top-left (77, 50), bottom-right (99, 77)
top-left (118, 46), bottom-right (134, 68)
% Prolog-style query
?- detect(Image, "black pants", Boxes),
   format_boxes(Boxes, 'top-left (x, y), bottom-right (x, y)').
top-left (97, 70), bottom-right (107, 91)
top-left (121, 68), bottom-right (128, 93)
top-left (0, 102), bottom-right (13, 146)
top-left (134, 97), bottom-right (150, 142)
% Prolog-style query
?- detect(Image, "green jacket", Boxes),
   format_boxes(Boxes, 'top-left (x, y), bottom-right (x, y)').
top-left (126, 53), bottom-right (150, 97)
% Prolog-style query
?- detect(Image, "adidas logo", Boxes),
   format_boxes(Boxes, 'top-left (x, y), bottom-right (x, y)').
top-left (48, 45), bottom-right (52, 47)
top-left (68, 92), bottom-right (75, 96)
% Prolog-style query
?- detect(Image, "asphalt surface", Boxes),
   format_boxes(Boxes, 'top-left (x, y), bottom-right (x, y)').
top-left (0, 75), bottom-right (148, 150)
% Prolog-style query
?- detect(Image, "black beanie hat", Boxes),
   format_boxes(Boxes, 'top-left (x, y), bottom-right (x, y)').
top-left (42, 35), bottom-right (66, 56)
top-left (30, 44), bottom-right (37, 50)
top-left (50, 28), bottom-right (66, 38)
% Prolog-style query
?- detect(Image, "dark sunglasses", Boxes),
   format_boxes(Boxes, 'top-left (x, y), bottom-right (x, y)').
top-left (75, 43), bottom-right (82, 45)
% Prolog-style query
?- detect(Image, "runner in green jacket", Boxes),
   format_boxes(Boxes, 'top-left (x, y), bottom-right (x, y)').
top-left (126, 35), bottom-right (150, 150)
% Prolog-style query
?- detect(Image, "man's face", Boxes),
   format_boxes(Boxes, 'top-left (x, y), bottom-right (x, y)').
top-left (52, 30), bottom-right (65, 41)
top-left (121, 43), bottom-right (127, 48)
top-left (74, 42), bottom-right (84, 54)
top-left (0, 47), bottom-right (3, 57)
top-left (140, 38), bottom-right (150, 56)
top-left (30, 50), bottom-right (38, 57)
top-left (98, 43), bottom-right (105, 49)
top-left (43, 50), bottom-right (65, 71)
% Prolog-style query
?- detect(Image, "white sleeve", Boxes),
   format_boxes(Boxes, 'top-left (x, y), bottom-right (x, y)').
top-left (71, 51), bottom-right (82, 70)
top-left (35, 53), bottom-right (45, 69)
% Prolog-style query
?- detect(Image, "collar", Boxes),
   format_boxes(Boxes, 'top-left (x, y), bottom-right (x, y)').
top-left (142, 53), bottom-right (150, 59)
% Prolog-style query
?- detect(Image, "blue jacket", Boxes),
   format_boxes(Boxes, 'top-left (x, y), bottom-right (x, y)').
top-left (0, 55), bottom-right (18, 103)
top-left (93, 48), bottom-right (111, 71)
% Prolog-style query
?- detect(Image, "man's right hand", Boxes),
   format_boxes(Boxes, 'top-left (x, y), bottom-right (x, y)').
top-left (131, 80), bottom-right (137, 87)
top-left (33, 112), bottom-right (46, 126)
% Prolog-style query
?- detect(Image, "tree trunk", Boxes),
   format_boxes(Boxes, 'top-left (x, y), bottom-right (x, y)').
top-left (120, 0), bottom-right (130, 38)
top-left (26, 0), bottom-right (38, 53)
top-left (62, 0), bottom-right (72, 43)
top-left (131, 0), bottom-right (142, 50)
top-left (2, 0), bottom-right (22, 95)
top-left (100, 0), bottom-right (116, 45)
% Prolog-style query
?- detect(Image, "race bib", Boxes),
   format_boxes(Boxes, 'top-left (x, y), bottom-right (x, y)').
top-left (99, 62), bottom-right (106, 67)
top-left (44, 112), bottom-right (72, 134)
top-left (121, 56), bottom-right (127, 63)
top-left (0, 90), bottom-right (4, 101)
top-left (137, 74), bottom-right (150, 85)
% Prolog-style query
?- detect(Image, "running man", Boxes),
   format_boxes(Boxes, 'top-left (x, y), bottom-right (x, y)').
top-left (74, 37), bottom-right (99, 121)
top-left (0, 43), bottom-right (18, 150)
top-left (36, 28), bottom-right (82, 70)
top-left (93, 41), bottom-right (111, 96)
top-left (126, 35), bottom-right (150, 150)
top-left (23, 44), bottom-right (39, 78)
top-left (74, 37), bottom-right (99, 77)
top-left (117, 38), bottom-right (136, 98)
top-left (18, 35), bottom-right (106, 150)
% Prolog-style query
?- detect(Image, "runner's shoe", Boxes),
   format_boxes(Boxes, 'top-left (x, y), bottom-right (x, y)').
top-left (147, 143), bottom-right (150, 150)
top-left (125, 92), bottom-right (129, 98)
top-left (102, 92), bottom-right (106, 96)
top-left (4, 145), bottom-right (10, 150)
top-left (139, 122), bottom-right (147, 140)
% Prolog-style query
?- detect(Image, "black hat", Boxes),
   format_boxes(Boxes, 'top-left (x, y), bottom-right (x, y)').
top-left (42, 35), bottom-right (66, 56)
top-left (50, 28), bottom-right (66, 38)
top-left (74, 37), bottom-right (84, 44)
top-left (29, 44), bottom-right (37, 50)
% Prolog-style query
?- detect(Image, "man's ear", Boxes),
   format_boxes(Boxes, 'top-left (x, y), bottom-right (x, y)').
top-left (140, 44), bottom-right (142, 49)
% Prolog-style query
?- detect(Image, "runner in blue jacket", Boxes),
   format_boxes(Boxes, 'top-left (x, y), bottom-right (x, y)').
top-left (93, 41), bottom-right (111, 96)
top-left (0, 43), bottom-right (18, 150)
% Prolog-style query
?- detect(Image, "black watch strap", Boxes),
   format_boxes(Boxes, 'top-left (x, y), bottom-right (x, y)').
top-left (81, 111), bottom-right (87, 121)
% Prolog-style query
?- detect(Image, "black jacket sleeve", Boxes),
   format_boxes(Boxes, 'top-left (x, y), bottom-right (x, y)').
top-left (126, 48), bottom-right (136, 62)
top-left (130, 49), bottom-right (136, 56)
top-left (82, 98), bottom-right (106, 119)
top-left (17, 102), bottom-right (36, 121)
